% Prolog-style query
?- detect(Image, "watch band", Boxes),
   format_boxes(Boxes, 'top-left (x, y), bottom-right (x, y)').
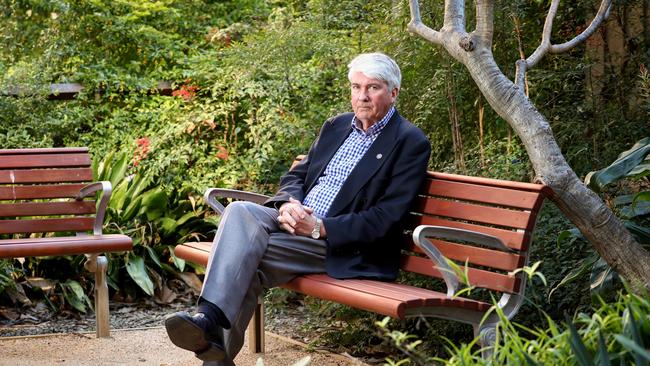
top-left (311, 218), bottom-right (322, 239)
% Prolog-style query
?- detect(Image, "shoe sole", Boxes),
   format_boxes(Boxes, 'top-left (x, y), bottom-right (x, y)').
top-left (164, 314), bottom-right (225, 361)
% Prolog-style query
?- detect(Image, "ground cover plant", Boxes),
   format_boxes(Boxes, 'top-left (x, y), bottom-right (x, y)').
top-left (0, 0), bottom-right (649, 363)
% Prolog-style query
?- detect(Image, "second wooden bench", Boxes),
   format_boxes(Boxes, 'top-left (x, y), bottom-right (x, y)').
top-left (0, 147), bottom-right (133, 337)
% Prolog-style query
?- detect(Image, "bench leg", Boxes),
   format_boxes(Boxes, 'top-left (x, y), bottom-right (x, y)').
top-left (85, 255), bottom-right (110, 338)
top-left (474, 323), bottom-right (496, 358)
top-left (247, 296), bottom-right (265, 353)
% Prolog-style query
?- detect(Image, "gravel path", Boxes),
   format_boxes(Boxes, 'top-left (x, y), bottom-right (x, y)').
top-left (0, 299), bottom-right (371, 365)
top-left (0, 327), bottom-right (366, 366)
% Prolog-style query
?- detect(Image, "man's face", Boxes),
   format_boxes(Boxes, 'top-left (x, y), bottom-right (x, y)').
top-left (350, 71), bottom-right (398, 129)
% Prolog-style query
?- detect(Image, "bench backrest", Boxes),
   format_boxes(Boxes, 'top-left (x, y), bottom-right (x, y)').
top-left (402, 171), bottom-right (549, 296)
top-left (0, 148), bottom-right (97, 237)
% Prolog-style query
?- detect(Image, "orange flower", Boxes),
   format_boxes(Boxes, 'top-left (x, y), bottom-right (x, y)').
top-left (215, 145), bottom-right (229, 161)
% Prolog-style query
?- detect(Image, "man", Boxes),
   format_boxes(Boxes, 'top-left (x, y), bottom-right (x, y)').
top-left (165, 52), bottom-right (431, 365)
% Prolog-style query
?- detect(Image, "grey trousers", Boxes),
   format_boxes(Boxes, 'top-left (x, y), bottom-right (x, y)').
top-left (199, 201), bottom-right (327, 366)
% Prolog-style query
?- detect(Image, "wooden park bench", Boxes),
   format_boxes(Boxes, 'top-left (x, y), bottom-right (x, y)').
top-left (175, 156), bottom-right (550, 353)
top-left (0, 147), bottom-right (133, 337)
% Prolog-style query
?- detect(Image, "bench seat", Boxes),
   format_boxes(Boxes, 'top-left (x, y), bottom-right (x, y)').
top-left (176, 242), bottom-right (491, 320)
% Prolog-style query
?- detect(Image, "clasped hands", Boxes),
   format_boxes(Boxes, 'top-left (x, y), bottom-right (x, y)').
top-left (277, 197), bottom-right (322, 237)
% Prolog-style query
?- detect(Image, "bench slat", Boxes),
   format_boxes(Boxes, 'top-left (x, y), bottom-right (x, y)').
top-left (428, 171), bottom-right (548, 193)
top-left (0, 234), bottom-right (132, 258)
top-left (0, 201), bottom-right (96, 217)
top-left (0, 184), bottom-right (87, 200)
top-left (416, 197), bottom-right (533, 230)
top-left (174, 244), bottom-right (210, 266)
top-left (0, 168), bottom-right (93, 184)
top-left (404, 240), bottom-right (525, 271)
top-left (284, 274), bottom-right (412, 319)
top-left (183, 241), bottom-right (213, 252)
top-left (0, 217), bottom-right (95, 234)
top-left (400, 255), bottom-right (520, 293)
top-left (0, 148), bottom-right (89, 155)
top-left (0, 153), bottom-right (91, 169)
top-left (424, 178), bottom-right (542, 209)
top-left (410, 215), bottom-right (529, 251)
top-left (284, 274), bottom-right (492, 319)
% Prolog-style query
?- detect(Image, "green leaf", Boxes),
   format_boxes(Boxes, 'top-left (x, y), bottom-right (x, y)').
top-left (140, 187), bottom-right (168, 220)
top-left (523, 353), bottom-right (541, 366)
top-left (175, 211), bottom-right (197, 226)
top-left (109, 153), bottom-right (130, 189)
top-left (145, 245), bottom-right (162, 269)
top-left (624, 221), bottom-right (650, 246)
top-left (122, 195), bottom-right (143, 221)
top-left (590, 257), bottom-right (619, 298)
top-left (595, 331), bottom-right (611, 366)
top-left (61, 280), bottom-right (89, 313)
top-left (585, 137), bottom-right (650, 191)
top-left (159, 217), bottom-right (178, 235)
top-left (549, 254), bottom-right (598, 300)
top-left (566, 317), bottom-right (594, 366)
top-left (169, 246), bottom-right (185, 272)
top-left (614, 335), bottom-right (650, 363)
top-left (126, 254), bottom-right (155, 296)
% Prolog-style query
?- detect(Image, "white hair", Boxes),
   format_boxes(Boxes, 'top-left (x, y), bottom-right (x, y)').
top-left (347, 52), bottom-right (401, 91)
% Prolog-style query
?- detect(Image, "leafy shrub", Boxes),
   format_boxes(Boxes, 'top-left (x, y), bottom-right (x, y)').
top-left (377, 287), bottom-right (650, 365)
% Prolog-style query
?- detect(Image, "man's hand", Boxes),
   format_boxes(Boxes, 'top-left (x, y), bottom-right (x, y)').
top-left (277, 197), bottom-right (316, 236)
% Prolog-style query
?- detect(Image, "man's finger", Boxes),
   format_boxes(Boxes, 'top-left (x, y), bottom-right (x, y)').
top-left (280, 211), bottom-right (297, 227)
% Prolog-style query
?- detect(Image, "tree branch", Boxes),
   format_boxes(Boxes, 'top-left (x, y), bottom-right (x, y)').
top-left (550, 0), bottom-right (612, 54)
top-left (444, 0), bottom-right (466, 32)
top-left (526, 0), bottom-right (612, 69)
top-left (526, 0), bottom-right (560, 68)
top-left (407, 0), bottom-right (443, 45)
top-left (475, 0), bottom-right (494, 47)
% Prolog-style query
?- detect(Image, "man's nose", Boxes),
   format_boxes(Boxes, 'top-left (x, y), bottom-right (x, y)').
top-left (357, 90), bottom-right (370, 101)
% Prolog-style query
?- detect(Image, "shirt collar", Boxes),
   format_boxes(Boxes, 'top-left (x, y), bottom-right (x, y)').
top-left (351, 106), bottom-right (395, 137)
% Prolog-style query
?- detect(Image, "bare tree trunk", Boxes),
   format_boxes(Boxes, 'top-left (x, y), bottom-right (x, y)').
top-left (407, 0), bottom-right (650, 291)
top-left (464, 54), bottom-right (650, 291)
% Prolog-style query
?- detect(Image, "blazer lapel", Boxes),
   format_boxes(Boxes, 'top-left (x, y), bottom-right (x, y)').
top-left (305, 117), bottom-right (352, 192)
top-left (327, 112), bottom-right (402, 216)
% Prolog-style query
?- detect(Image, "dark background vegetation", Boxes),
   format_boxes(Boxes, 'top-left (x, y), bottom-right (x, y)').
top-left (1, 0), bottom-right (648, 362)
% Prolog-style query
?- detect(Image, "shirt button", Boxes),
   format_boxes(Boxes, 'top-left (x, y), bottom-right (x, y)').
top-left (376, 154), bottom-right (383, 159)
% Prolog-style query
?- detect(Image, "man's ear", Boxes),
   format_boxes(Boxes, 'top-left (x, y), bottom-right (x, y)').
top-left (391, 88), bottom-right (399, 102)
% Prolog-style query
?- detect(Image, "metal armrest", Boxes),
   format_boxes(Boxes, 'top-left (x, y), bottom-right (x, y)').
top-left (412, 225), bottom-right (514, 297)
top-left (76, 181), bottom-right (112, 236)
top-left (203, 188), bottom-right (270, 214)
top-left (412, 226), bottom-right (459, 297)
top-left (414, 225), bottom-right (513, 253)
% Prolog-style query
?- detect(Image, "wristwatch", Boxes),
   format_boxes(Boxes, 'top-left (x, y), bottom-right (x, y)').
top-left (311, 218), bottom-right (322, 239)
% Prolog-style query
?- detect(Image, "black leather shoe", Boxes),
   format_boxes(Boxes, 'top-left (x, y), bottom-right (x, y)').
top-left (164, 311), bottom-right (226, 361)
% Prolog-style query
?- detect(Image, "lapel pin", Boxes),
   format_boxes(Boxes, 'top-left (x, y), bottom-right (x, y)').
top-left (376, 153), bottom-right (383, 159)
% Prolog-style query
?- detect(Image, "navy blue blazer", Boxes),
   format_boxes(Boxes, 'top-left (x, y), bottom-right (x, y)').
top-left (265, 110), bottom-right (431, 281)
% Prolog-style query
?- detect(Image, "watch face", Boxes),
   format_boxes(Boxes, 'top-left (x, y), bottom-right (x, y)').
top-left (311, 231), bottom-right (319, 239)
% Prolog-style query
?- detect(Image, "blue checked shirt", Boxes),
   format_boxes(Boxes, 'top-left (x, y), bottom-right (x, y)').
top-left (302, 106), bottom-right (395, 217)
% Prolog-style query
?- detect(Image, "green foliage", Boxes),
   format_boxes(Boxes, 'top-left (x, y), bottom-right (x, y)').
top-left (0, 260), bottom-right (18, 293)
top-left (378, 288), bottom-right (650, 366)
top-left (585, 137), bottom-right (650, 192)
top-left (59, 280), bottom-right (92, 313)
top-left (95, 152), bottom-right (214, 296)
top-left (555, 137), bottom-right (650, 300)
